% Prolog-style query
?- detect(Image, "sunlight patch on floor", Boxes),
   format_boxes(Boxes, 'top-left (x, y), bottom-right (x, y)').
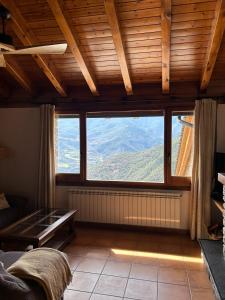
top-left (111, 248), bottom-right (203, 264)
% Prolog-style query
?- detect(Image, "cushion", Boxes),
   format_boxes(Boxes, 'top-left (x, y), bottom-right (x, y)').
top-left (0, 262), bottom-right (32, 299)
top-left (0, 193), bottom-right (9, 210)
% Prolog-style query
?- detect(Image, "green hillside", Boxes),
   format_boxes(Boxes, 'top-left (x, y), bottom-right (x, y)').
top-left (88, 143), bottom-right (164, 182)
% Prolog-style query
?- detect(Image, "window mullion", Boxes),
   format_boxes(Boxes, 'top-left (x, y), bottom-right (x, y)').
top-left (80, 112), bottom-right (86, 182)
top-left (164, 109), bottom-right (172, 184)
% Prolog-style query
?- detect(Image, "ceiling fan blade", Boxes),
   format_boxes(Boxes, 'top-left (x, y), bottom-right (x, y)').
top-left (0, 42), bottom-right (15, 51)
top-left (0, 43), bottom-right (67, 55)
top-left (0, 55), bottom-right (6, 67)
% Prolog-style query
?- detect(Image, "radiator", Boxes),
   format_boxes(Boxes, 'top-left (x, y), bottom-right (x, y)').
top-left (69, 188), bottom-right (182, 228)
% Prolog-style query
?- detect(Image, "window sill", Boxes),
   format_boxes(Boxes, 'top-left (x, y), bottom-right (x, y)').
top-left (56, 177), bottom-right (191, 191)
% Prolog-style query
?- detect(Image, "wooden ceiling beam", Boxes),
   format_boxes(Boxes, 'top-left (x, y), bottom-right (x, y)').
top-left (161, 0), bottom-right (171, 94)
top-left (104, 0), bottom-right (132, 95)
top-left (5, 56), bottom-right (33, 93)
top-left (200, 0), bottom-right (225, 91)
top-left (47, 0), bottom-right (99, 96)
top-left (0, 0), bottom-right (67, 96)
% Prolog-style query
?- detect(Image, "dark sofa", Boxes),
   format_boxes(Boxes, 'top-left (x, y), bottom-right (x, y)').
top-left (0, 196), bottom-right (47, 299)
top-left (0, 195), bottom-right (27, 230)
top-left (0, 197), bottom-right (66, 299)
top-left (0, 250), bottom-right (47, 299)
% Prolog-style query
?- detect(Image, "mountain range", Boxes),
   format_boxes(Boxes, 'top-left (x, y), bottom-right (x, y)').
top-left (56, 116), bottom-right (182, 182)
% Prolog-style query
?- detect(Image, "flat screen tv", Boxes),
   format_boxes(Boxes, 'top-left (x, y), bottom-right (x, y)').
top-left (212, 152), bottom-right (225, 200)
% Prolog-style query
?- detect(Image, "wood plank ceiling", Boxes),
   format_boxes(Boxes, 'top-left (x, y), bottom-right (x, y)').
top-left (0, 0), bottom-right (224, 98)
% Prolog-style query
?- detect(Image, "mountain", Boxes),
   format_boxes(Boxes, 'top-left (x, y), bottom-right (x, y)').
top-left (56, 116), bottom-right (183, 180)
top-left (87, 117), bottom-right (164, 156)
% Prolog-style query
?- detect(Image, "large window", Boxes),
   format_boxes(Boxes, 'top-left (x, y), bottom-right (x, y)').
top-left (55, 109), bottom-right (193, 189)
top-left (87, 114), bottom-right (164, 183)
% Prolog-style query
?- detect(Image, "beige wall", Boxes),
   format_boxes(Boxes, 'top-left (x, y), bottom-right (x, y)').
top-left (0, 108), bottom-right (40, 208)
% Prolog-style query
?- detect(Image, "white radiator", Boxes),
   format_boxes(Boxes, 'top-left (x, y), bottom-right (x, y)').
top-left (69, 188), bottom-right (182, 228)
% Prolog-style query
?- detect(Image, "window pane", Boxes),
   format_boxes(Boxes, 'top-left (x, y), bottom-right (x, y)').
top-left (172, 112), bottom-right (194, 177)
top-left (87, 115), bottom-right (164, 183)
top-left (55, 116), bottom-right (80, 173)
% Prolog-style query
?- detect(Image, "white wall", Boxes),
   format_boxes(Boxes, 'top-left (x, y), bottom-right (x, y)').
top-left (0, 108), bottom-right (40, 208)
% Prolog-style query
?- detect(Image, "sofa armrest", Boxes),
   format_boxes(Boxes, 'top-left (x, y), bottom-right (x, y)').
top-left (5, 195), bottom-right (27, 209)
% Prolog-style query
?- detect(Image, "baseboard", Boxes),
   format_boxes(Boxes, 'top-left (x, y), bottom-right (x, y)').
top-left (75, 221), bottom-right (189, 235)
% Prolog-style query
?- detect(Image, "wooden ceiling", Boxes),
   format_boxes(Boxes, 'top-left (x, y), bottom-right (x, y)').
top-left (0, 0), bottom-right (225, 100)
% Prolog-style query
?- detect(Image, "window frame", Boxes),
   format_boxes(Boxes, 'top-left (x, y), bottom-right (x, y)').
top-left (171, 110), bottom-right (194, 179)
top-left (55, 107), bottom-right (193, 190)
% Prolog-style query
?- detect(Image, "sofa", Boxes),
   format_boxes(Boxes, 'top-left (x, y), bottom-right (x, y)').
top-left (0, 250), bottom-right (47, 299)
top-left (0, 198), bottom-right (67, 299)
top-left (0, 195), bottom-right (27, 230)
top-left (0, 197), bottom-right (47, 299)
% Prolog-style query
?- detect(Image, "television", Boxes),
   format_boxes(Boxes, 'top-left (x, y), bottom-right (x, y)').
top-left (212, 152), bottom-right (225, 200)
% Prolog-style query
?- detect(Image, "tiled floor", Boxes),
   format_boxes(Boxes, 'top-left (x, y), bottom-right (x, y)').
top-left (63, 227), bottom-right (216, 300)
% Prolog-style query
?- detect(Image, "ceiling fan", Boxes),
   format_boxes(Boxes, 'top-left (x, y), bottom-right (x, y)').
top-left (0, 5), bottom-right (67, 67)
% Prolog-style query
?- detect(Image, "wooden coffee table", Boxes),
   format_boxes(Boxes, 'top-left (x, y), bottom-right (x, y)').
top-left (0, 208), bottom-right (78, 251)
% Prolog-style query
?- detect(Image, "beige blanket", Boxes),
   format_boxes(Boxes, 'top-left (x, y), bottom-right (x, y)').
top-left (7, 247), bottom-right (72, 300)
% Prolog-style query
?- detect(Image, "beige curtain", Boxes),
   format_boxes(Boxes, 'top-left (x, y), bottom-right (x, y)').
top-left (190, 99), bottom-right (217, 239)
top-left (37, 104), bottom-right (55, 209)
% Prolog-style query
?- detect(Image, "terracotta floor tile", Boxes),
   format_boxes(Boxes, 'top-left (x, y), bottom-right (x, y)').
top-left (158, 267), bottom-right (188, 285)
top-left (102, 261), bottom-right (131, 277)
top-left (158, 257), bottom-right (185, 269)
top-left (91, 294), bottom-right (122, 299)
top-left (94, 275), bottom-right (127, 297)
top-left (158, 243), bottom-right (183, 256)
top-left (76, 258), bottom-right (106, 273)
top-left (67, 255), bottom-right (83, 271)
top-left (124, 278), bottom-right (157, 300)
top-left (158, 234), bottom-right (187, 246)
top-left (184, 260), bottom-right (206, 271)
top-left (85, 247), bottom-right (111, 259)
top-left (133, 255), bottom-right (159, 266)
top-left (183, 247), bottom-right (202, 258)
top-left (115, 231), bottom-right (139, 241)
top-left (188, 270), bottom-right (212, 289)
top-left (130, 263), bottom-right (158, 281)
top-left (64, 227), bottom-right (212, 300)
top-left (136, 241), bottom-right (159, 253)
top-left (137, 233), bottom-right (161, 243)
top-left (93, 238), bottom-right (116, 247)
top-left (158, 282), bottom-right (191, 300)
top-left (90, 229), bottom-right (117, 239)
top-left (64, 245), bottom-right (89, 256)
top-left (108, 253), bottom-right (136, 263)
top-left (72, 235), bottom-right (96, 246)
top-left (114, 239), bottom-right (138, 250)
top-left (182, 239), bottom-right (199, 249)
top-left (64, 290), bottom-right (91, 300)
top-left (68, 271), bottom-right (99, 292)
top-left (191, 287), bottom-right (216, 300)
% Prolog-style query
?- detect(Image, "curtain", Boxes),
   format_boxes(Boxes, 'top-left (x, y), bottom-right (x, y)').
top-left (190, 99), bottom-right (217, 239)
top-left (37, 104), bottom-right (55, 209)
